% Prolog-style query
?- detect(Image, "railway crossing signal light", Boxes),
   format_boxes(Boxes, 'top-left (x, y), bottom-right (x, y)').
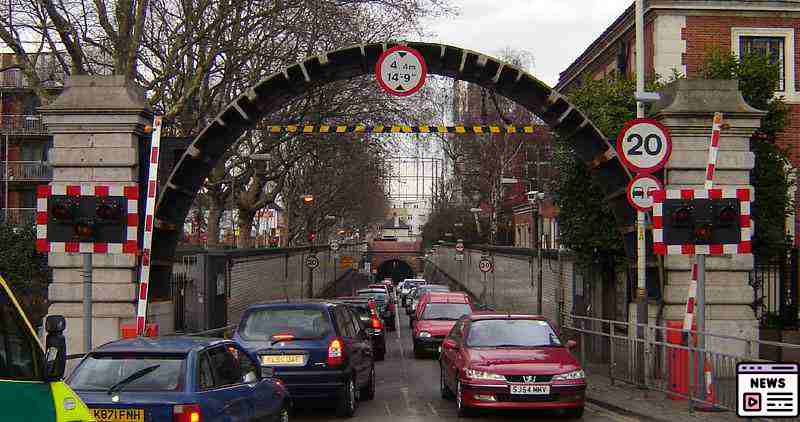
top-left (45, 195), bottom-right (129, 243)
top-left (662, 198), bottom-right (742, 246)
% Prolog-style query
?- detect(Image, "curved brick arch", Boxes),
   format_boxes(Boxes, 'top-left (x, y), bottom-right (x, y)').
top-left (151, 41), bottom-right (635, 281)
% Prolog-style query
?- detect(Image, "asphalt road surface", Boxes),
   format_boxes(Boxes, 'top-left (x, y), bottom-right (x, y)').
top-left (295, 274), bottom-right (634, 422)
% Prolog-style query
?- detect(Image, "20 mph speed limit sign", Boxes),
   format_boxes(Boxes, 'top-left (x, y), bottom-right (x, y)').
top-left (375, 45), bottom-right (427, 97)
top-left (616, 118), bottom-right (672, 174)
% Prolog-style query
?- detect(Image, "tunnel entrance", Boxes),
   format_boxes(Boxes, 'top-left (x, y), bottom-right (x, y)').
top-left (376, 259), bottom-right (414, 285)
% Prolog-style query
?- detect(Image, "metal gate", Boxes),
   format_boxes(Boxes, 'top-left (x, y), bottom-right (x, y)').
top-left (171, 255), bottom-right (198, 333)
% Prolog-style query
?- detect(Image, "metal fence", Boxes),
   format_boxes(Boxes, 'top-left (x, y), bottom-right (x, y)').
top-left (563, 313), bottom-right (800, 412)
top-left (751, 248), bottom-right (799, 328)
top-left (0, 115), bottom-right (48, 135)
top-left (0, 161), bottom-right (52, 181)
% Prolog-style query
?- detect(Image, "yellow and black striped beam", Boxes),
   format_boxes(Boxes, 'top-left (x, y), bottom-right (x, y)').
top-left (258, 124), bottom-right (543, 134)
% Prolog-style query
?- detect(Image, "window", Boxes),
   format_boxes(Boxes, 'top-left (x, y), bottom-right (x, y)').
top-left (732, 28), bottom-right (796, 97)
top-left (346, 308), bottom-right (362, 336)
top-left (334, 307), bottom-right (355, 338)
top-left (238, 307), bottom-right (331, 341)
top-left (740, 36), bottom-right (785, 91)
top-left (198, 353), bottom-right (214, 390)
top-left (236, 347), bottom-right (258, 382)
top-left (69, 354), bottom-right (185, 391)
top-left (207, 346), bottom-right (242, 388)
top-left (0, 288), bottom-right (41, 380)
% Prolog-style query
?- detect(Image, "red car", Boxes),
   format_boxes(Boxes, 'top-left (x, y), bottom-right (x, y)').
top-left (412, 292), bottom-right (473, 357)
top-left (439, 313), bottom-right (584, 418)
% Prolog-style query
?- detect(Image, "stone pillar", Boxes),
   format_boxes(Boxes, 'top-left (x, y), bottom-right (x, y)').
top-left (39, 76), bottom-right (151, 354)
top-left (652, 79), bottom-right (765, 355)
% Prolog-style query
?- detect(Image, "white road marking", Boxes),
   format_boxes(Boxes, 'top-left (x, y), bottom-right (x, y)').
top-left (426, 402), bottom-right (439, 416)
top-left (384, 401), bottom-right (393, 417)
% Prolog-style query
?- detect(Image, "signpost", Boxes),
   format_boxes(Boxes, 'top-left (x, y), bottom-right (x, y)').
top-left (455, 241), bottom-right (464, 253)
top-left (617, 115), bottom-right (672, 388)
top-left (455, 253), bottom-right (464, 262)
top-left (375, 45), bottom-right (427, 97)
top-left (479, 257), bottom-right (493, 273)
top-left (329, 240), bottom-right (340, 252)
top-left (306, 255), bottom-right (319, 269)
top-left (340, 255), bottom-right (354, 269)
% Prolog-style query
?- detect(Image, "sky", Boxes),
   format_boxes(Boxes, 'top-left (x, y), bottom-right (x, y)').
top-left (420, 0), bottom-right (632, 86)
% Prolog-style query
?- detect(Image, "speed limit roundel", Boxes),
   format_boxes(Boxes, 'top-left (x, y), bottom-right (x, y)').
top-left (616, 118), bottom-right (673, 174)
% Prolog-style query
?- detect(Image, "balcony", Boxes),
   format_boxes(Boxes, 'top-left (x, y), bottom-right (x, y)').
top-left (0, 69), bottom-right (65, 90)
top-left (0, 208), bottom-right (35, 227)
top-left (0, 162), bottom-right (52, 182)
top-left (0, 115), bottom-right (48, 136)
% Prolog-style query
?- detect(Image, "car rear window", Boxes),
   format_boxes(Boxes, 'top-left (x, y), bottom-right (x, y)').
top-left (357, 292), bottom-right (386, 303)
top-left (466, 319), bottom-right (562, 348)
top-left (239, 308), bottom-right (332, 341)
top-left (348, 306), bottom-right (372, 324)
top-left (421, 303), bottom-right (471, 320)
top-left (69, 354), bottom-right (185, 392)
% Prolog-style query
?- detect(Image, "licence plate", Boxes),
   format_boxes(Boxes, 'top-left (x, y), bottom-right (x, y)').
top-left (261, 354), bottom-right (305, 366)
top-left (92, 408), bottom-right (144, 422)
top-left (510, 384), bottom-right (550, 395)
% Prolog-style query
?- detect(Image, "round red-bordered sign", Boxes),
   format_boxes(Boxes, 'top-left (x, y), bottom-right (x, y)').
top-left (375, 45), bottom-right (428, 97)
top-left (626, 174), bottom-right (664, 212)
top-left (616, 118), bottom-right (672, 174)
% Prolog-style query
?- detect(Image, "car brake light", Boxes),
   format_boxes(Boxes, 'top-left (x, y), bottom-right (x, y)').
top-left (371, 317), bottom-right (383, 330)
top-left (271, 333), bottom-right (294, 342)
top-left (328, 338), bottom-right (345, 367)
top-left (173, 404), bottom-right (201, 422)
top-left (388, 302), bottom-right (395, 312)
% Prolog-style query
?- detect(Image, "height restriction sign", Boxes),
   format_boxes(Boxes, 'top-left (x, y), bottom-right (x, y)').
top-left (616, 118), bottom-right (672, 174)
top-left (375, 45), bottom-right (427, 97)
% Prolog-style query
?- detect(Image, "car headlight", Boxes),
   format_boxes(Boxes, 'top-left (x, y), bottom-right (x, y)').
top-left (552, 369), bottom-right (585, 381)
top-left (418, 331), bottom-right (432, 338)
top-left (464, 368), bottom-right (506, 381)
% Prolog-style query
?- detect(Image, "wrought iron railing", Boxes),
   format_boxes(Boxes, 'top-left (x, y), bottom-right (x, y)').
top-left (0, 208), bottom-right (36, 226)
top-left (750, 248), bottom-right (798, 328)
top-left (0, 115), bottom-right (48, 135)
top-left (0, 162), bottom-right (52, 181)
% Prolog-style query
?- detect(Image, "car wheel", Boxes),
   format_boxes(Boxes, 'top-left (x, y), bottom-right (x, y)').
top-left (440, 365), bottom-right (454, 400)
top-left (360, 365), bottom-right (376, 401)
top-left (336, 376), bottom-right (357, 418)
top-left (564, 406), bottom-right (584, 419)
top-left (413, 342), bottom-right (423, 359)
top-left (456, 380), bottom-right (473, 417)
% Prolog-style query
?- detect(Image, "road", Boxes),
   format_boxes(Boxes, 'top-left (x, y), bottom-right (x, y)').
top-left (295, 274), bottom-right (635, 422)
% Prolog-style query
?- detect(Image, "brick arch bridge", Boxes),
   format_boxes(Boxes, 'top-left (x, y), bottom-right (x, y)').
top-left (150, 41), bottom-right (636, 285)
top-left (369, 240), bottom-right (423, 283)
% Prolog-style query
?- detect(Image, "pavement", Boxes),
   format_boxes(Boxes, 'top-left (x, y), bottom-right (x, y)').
top-left (582, 365), bottom-right (744, 422)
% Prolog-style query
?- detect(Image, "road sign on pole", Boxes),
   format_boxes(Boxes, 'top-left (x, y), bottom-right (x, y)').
top-left (479, 257), bottom-right (493, 273)
top-left (455, 253), bottom-right (464, 262)
top-left (455, 242), bottom-right (464, 252)
top-left (340, 255), bottom-right (353, 269)
top-left (330, 240), bottom-right (340, 252)
top-left (306, 255), bottom-right (320, 269)
top-left (375, 45), bottom-right (427, 97)
top-left (626, 174), bottom-right (664, 211)
top-left (616, 118), bottom-right (673, 174)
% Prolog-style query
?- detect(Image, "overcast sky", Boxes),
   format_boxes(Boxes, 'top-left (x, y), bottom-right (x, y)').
top-left (419, 0), bottom-right (632, 86)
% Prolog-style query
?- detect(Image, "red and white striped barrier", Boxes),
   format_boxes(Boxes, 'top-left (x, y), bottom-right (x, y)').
top-left (36, 184), bottom-right (138, 253)
top-left (136, 116), bottom-right (163, 335)
top-left (686, 113), bottom-right (722, 332)
top-left (652, 187), bottom-right (752, 255)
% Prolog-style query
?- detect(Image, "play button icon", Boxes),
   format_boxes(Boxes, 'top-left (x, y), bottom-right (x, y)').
top-left (744, 393), bottom-right (761, 411)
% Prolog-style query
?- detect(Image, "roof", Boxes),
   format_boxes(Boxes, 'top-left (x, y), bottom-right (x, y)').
top-left (95, 336), bottom-right (229, 354)
top-left (468, 312), bottom-right (548, 321)
top-left (424, 292), bottom-right (470, 304)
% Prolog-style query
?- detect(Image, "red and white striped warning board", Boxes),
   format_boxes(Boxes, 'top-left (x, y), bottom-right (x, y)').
top-left (652, 187), bottom-right (752, 255)
top-left (136, 116), bottom-right (163, 335)
top-left (35, 184), bottom-right (138, 253)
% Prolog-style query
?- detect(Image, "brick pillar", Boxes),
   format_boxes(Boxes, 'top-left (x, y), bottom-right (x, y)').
top-left (653, 79), bottom-right (765, 355)
top-left (39, 76), bottom-right (151, 354)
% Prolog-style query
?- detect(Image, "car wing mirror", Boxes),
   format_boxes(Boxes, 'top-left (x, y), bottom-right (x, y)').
top-left (44, 315), bottom-right (67, 381)
top-left (243, 371), bottom-right (258, 384)
top-left (260, 365), bottom-right (275, 379)
top-left (566, 340), bottom-right (577, 350)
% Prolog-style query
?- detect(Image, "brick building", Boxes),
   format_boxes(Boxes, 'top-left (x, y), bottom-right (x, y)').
top-left (0, 47), bottom-right (64, 225)
top-left (556, 0), bottom-right (800, 239)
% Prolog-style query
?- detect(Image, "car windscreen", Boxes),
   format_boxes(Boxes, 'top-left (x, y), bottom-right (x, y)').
top-left (466, 319), bottom-right (562, 348)
top-left (346, 305), bottom-right (372, 324)
top-left (238, 308), bottom-right (332, 341)
top-left (357, 292), bottom-right (386, 303)
top-left (0, 284), bottom-right (42, 381)
top-left (420, 303), bottom-right (471, 321)
top-left (69, 354), bottom-right (185, 392)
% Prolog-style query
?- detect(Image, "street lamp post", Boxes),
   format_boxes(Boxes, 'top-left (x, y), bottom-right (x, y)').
top-left (302, 194), bottom-right (315, 298)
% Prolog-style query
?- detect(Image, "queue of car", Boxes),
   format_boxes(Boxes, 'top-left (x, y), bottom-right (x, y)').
top-left (62, 276), bottom-right (586, 420)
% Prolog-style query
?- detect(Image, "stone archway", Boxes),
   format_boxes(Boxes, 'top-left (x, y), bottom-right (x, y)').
top-left (150, 41), bottom-right (635, 283)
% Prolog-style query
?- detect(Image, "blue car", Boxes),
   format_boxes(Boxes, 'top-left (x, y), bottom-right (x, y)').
top-left (67, 336), bottom-right (290, 422)
top-left (234, 301), bottom-right (375, 418)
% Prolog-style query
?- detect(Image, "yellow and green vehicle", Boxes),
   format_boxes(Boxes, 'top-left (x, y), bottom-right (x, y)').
top-left (0, 275), bottom-right (94, 421)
